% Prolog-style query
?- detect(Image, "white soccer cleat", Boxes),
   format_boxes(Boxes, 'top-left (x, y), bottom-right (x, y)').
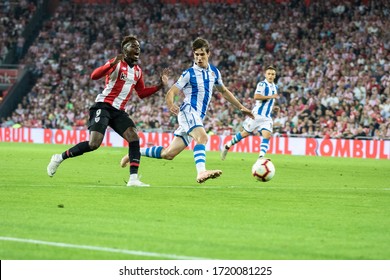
top-left (196, 170), bottom-right (222, 184)
top-left (120, 154), bottom-right (129, 168)
top-left (47, 154), bottom-right (63, 177)
top-left (221, 147), bottom-right (229, 160)
top-left (127, 175), bottom-right (150, 187)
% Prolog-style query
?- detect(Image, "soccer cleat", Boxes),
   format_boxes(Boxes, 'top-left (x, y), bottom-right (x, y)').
top-left (196, 170), bottom-right (223, 183)
top-left (47, 154), bottom-right (63, 177)
top-left (127, 175), bottom-right (150, 187)
top-left (120, 154), bottom-right (129, 168)
top-left (220, 146), bottom-right (229, 160)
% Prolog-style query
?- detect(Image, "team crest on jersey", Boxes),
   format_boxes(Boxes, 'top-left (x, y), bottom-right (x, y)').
top-left (95, 117), bottom-right (100, 123)
top-left (120, 72), bottom-right (127, 81)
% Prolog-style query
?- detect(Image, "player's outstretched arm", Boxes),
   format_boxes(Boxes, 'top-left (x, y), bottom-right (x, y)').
top-left (216, 85), bottom-right (254, 119)
top-left (135, 68), bottom-right (169, 99)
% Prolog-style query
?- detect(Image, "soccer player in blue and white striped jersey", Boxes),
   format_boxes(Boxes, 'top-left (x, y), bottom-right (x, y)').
top-left (221, 66), bottom-right (280, 161)
top-left (121, 38), bottom-right (254, 184)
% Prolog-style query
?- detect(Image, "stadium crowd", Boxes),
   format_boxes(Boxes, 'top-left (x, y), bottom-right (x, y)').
top-left (1, 0), bottom-right (389, 140)
top-left (0, 0), bottom-right (38, 63)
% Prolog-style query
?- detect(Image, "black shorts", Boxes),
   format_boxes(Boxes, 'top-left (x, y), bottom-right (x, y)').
top-left (88, 102), bottom-right (135, 136)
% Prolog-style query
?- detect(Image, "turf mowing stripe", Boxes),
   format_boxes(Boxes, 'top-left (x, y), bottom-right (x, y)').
top-left (0, 236), bottom-right (210, 260)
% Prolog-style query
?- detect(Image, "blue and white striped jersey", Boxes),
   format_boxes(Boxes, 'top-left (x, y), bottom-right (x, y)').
top-left (175, 63), bottom-right (223, 119)
top-left (253, 79), bottom-right (278, 118)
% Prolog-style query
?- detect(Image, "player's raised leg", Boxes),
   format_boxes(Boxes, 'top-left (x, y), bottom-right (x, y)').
top-left (120, 146), bottom-right (164, 167)
top-left (221, 129), bottom-right (252, 160)
top-left (47, 140), bottom-right (95, 177)
top-left (142, 146), bottom-right (164, 158)
top-left (221, 132), bottom-right (243, 160)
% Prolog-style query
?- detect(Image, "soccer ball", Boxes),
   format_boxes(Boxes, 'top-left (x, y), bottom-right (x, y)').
top-left (252, 158), bottom-right (275, 182)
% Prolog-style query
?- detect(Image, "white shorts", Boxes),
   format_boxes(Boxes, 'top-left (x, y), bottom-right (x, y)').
top-left (242, 115), bottom-right (273, 134)
top-left (173, 104), bottom-right (203, 146)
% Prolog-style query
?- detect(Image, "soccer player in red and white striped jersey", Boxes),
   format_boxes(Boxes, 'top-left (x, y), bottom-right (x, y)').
top-left (47, 35), bottom-right (169, 187)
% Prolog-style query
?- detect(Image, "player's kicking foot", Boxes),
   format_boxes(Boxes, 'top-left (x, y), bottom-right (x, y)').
top-left (257, 155), bottom-right (267, 161)
top-left (196, 170), bottom-right (222, 183)
top-left (47, 154), bottom-right (63, 177)
top-left (220, 145), bottom-right (229, 160)
top-left (127, 175), bottom-right (150, 187)
top-left (120, 154), bottom-right (129, 168)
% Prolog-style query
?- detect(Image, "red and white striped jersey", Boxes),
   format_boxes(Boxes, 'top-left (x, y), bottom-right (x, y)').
top-left (91, 59), bottom-right (160, 111)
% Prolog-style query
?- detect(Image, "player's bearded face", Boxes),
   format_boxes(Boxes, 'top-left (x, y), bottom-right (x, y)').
top-left (123, 40), bottom-right (141, 63)
top-left (193, 48), bottom-right (210, 69)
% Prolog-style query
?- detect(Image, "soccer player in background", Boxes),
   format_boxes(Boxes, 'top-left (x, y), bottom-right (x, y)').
top-left (47, 35), bottom-right (169, 187)
top-left (221, 66), bottom-right (280, 161)
top-left (120, 37), bottom-right (254, 183)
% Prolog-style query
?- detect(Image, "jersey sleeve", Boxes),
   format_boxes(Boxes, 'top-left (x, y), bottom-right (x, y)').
top-left (214, 67), bottom-right (224, 86)
top-left (90, 59), bottom-right (116, 80)
top-left (175, 70), bottom-right (190, 90)
top-left (254, 82), bottom-right (266, 96)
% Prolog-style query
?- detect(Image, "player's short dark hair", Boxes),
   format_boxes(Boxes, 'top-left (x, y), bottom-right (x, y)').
top-left (266, 66), bottom-right (276, 72)
top-left (192, 37), bottom-right (210, 53)
top-left (121, 35), bottom-right (138, 50)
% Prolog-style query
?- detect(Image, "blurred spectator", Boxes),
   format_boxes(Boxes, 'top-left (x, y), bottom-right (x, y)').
top-left (0, 0), bottom-right (36, 63)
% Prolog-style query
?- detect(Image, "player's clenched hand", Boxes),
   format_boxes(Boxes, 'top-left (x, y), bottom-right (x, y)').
top-left (110, 54), bottom-right (124, 67)
top-left (168, 104), bottom-right (180, 115)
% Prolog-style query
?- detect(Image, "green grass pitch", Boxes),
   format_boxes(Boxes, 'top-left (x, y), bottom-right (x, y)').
top-left (0, 142), bottom-right (389, 260)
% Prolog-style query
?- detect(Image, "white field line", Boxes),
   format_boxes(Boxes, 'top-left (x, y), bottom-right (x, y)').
top-left (0, 236), bottom-right (210, 260)
top-left (21, 184), bottom-right (390, 191)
